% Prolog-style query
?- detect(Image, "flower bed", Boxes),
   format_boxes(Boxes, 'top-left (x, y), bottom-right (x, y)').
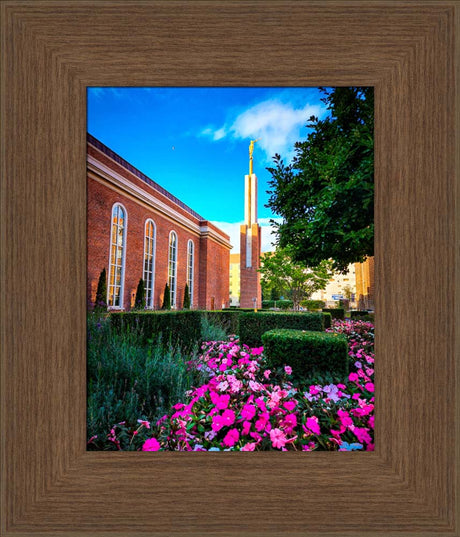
top-left (88, 319), bottom-right (374, 452)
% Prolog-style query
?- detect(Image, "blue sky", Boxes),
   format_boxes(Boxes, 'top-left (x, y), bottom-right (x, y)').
top-left (87, 87), bottom-right (328, 252)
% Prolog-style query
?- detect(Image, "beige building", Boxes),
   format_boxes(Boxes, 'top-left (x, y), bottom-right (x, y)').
top-left (229, 253), bottom-right (241, 306)
top-left (310, 264), bottom-right (357, 307)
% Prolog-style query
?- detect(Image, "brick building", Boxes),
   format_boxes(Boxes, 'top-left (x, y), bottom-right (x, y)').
top-left (87, 134), bottom-right (231, 311)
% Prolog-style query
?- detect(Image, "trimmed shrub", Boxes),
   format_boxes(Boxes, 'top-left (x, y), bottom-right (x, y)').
top-left (162, 283), bottom-right (171, 310)
top-left (262, 328), bottom-right (348, 379)
top-left (94, 268), bottom-right (107, 311)
top-left (300, 299), bottom-right (325, 311)
top-left (322, 307), bottom-right (345, 320)
top-left (134, 278), bottom-right (146, 310)
top-left (262, 299), bottom-right (293, 310)
top-left (350, 310), bottom-right (369, 318)
top-left (110, 310), bottom-right (202, 352)
top-left (183, 283), bottom-right (191, 309)
top-left (322, 312), bottom-right (332, 329)
top-left (239, 311), bottom-right (324, 348)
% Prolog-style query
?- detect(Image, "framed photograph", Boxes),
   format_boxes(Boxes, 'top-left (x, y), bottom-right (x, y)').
top-left (1, 1), bottom-right (458, 535)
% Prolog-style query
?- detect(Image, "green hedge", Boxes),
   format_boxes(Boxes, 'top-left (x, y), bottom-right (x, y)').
top-left (350, 310), bottom-right (369, 318)
top-left (110, 311), bottom-right (202, 352)
top-left (239, 311), bottom-right (324, 348)
top-left (322, 312), bottom-right (332, 329)
top-left (322, 308), bottom-right (345, 320)
top-left (262, 300), bottom-right (293, 310)
top-left (300, 299), bottom-right (326, 311)
top-left (200, 310), bottom-right (241, 335)
top-left (262, 328), bottom-right (348, 379)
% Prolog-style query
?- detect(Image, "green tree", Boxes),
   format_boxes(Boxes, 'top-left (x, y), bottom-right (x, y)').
top-left (134, 278), bottom-right (146, 310)
top-left (183, 283), bottom-right (191, 309)
top-left (266, 87), bottom-right (374, 273)
top-left (258, 248), bottom-right (333, 311)
top-left (94, 268), bottom-right (107, 312)
top-left (162, 283), bottom-right (171, 310)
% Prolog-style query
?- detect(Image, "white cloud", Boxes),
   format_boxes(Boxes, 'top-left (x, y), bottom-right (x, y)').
top-left (211, 218), bottom-right (282, 254)
top-left (202, 99), bottom-right (323, 163)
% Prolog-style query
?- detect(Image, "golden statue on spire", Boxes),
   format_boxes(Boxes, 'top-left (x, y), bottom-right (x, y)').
top-left (249, 138), bottom-right (260, 175)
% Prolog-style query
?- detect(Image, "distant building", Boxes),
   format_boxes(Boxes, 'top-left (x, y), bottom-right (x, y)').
top-left (310, 264), bottom-right (357, 307)
top-left (354, 256), bottom-right (374, 310)
top-left (87, 134), bottom-right (231, 311)
top-left (229, 253), bottom-right (241, 306)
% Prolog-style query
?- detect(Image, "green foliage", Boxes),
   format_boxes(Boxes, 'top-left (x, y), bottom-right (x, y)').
top-left (200, 315), bottom-right (227, 342)
top-left (261, 328), bottom-right (349, 380)
top-left (349, 311), bottom-right (374, 322)
top-left (162, 283), bottom-right (171, 310)
top-left (239, 311), bottom-right (324, 348)
top-left (87, 314), bottom-right (208, 447)
top-left (270, 287), bottom-right (280, 301)
top-left (134, 278), bottom-right (146, 310)
top-left (110, 311), bottom-right (202, 352)
top-left (322, 312), bottom-right (332, 329)
top-left (322, 308), bottom-right (345, 320)
top-left (259, 248), bottom-right (333, 310)
top-left (94, 268), bottom-right (107, 311)
top-left (183, 283), bottom-right (191, 309)
top-left (262, 299), bottom-right (293, 310)
top-left (350, 310), bottom-right (369, 317)
top-left (300, 299), bottom-right (326, 311)
top-left (266, 87), bottom-right (374, 273)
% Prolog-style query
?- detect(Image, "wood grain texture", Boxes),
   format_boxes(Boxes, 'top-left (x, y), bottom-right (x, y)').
top-left (0, 1), bottom-right (458, 535)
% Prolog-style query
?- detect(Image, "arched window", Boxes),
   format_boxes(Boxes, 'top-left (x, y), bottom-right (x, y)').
top-left (168, 231), bottom-right (178, 308)
top-left (143, 219), bottom-right (156, 309)
top-left (187, 239), bottom-right (194, 307)
top-left (108, 203), bottom-right (127, 308)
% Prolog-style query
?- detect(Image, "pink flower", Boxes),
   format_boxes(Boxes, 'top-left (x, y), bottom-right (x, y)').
top-left (242, 420), bottom-right (252, 435)
top-left (210, 391), bottom-right (230, 410)
top-left (222, 428), bottom-right (240, 447)
top-left (284, 400), bottom-right (297, 412)
top-left (137, 419), bottom-right (151, 429)
top-left (349, 372), bottom-right (359, 382)
top-left (354, 427), bottom-right (372, 445)
top-left (337, 409), bottom-right (354, 428)
top-left (270, 428), bottom-right (287, 449)
top-left (241, 403), bottom-right (256, 421)
top-left (304, 416), bottom-right (321, 435)
top-left (211, 408), bottom-right (236, 432)
top-left (142, 438), bottom-right (161, 451)
top-left (365, 382), bottom-right (374, 392)
top-left (284, 365), bottom-right (292, 375)
top-left (263, 369), bottom-right (271, 379)
top-left (283, 413), bottom-right (297, 431)
top-left (241, 442), bottom-right (257, 451)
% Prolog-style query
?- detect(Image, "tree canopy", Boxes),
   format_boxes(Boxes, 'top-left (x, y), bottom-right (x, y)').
top-left (259, 248), bottom-right (333, 311)
top-left (266, 87), bottom-right (374, 273)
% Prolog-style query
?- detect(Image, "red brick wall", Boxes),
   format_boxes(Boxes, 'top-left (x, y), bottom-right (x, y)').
top-left (87, 143), bottom-right (230, 311)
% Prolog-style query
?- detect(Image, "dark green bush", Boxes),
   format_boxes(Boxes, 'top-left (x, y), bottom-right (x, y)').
top-left (300, 299), bottom-right (325, 311)
top-left (322, 307), bottom-right (345, 320)
top-left (183, 283), bottom-right (191, 309)
top-left (239, 311), bottom-right (324, 348)
top-left (134, 278), bottom-right (146, 310)
top-left (349, 311), bottom-right (374, 322)
top-left (262, 300), bottom-right (293, 310)
top-left (110, 310), bottom-right (202, 352)
top-left (322, 312), bottom-right (332, 329)
top-left (262, 328), bottom-right (348, 379)
top-left (350, 310), bottom-right (369, 318)
top-left (94, 268), bottom-right (107, 311)
top-left (162, 283), bottom-right (171, 310)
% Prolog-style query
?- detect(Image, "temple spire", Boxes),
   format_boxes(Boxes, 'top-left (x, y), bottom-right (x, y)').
top-left (248, 138), bottom-right (259, 175)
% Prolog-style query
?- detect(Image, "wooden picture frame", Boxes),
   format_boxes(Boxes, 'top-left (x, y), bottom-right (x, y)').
top-left (1, 1), bottom-right (458, 535)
